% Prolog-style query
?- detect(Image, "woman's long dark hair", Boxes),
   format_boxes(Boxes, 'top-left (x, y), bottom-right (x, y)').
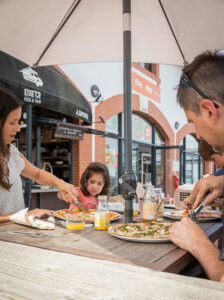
top-left (0, 87), bottom-right (23, 189)
top-left (80, 162), bottom-right (110, 196)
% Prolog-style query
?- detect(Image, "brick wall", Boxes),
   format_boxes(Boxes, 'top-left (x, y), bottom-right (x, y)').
top-left (73, 131), bottom-right (92, 187)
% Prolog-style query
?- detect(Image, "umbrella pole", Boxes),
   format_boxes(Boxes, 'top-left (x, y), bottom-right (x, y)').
top-left (121, 0), bottom-right (137, 223)
top-left (25, 104), bottom-right (32, 210)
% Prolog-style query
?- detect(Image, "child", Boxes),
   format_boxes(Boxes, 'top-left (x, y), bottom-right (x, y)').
top-left (58, 162), bottom-right (110, 210)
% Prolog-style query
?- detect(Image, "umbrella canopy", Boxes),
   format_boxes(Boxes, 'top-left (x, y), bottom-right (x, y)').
top-left (0, 0), bottom-right (224, 66)
top-left (0, 51), bottom-right (92, 124)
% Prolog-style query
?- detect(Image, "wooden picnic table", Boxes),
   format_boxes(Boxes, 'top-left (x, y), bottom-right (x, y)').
top-left (0, 215), bottom-right (222, 274)
top-left (1, 240), bottom-right (224, 300)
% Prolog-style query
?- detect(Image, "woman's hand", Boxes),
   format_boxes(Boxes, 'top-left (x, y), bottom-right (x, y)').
top-left (27, 209), bottom-right (54, 219)
top-left (56, 181), bottom-right (78, 204)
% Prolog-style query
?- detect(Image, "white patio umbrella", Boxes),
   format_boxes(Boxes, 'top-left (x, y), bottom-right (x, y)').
top-left (1, 0), bottom-right (224, 222)
top-left (1, 0), bottom-right (224, 66)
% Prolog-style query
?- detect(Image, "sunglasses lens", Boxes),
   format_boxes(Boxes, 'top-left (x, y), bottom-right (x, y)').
top-left (180, 74), bottom-right (190, 87)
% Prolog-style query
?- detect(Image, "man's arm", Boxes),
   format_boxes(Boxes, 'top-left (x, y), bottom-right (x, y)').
top-left (169, 217), bottom-right (224, 281)
top-left (191, 234), bottom-right (224, 281)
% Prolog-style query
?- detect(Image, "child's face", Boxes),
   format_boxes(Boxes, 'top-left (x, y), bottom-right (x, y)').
top-left (86, 173), bottom-right (105, 196)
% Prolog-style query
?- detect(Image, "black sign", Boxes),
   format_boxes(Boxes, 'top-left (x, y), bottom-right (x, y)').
top-left (55, 122), bottom-right (83, 140)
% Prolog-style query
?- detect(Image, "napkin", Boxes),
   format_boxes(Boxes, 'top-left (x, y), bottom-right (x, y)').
top-left (9, 208), bottom-right (55, 230)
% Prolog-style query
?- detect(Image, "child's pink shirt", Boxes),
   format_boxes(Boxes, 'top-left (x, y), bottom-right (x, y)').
top-left (69, 187), bottom-right (97, 209)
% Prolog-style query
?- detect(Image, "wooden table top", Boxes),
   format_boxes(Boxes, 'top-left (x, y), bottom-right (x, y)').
top-left (0, 216), bottom-right (222, 274)
top-left (1, 240), bottom-right (224, 300)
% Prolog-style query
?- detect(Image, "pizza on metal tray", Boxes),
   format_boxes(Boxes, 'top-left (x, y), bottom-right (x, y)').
top-left (167, 209), bottom-right (221, 219)
top-left (54, 209), bottom-right (119, 222)
top-left (108, 221), bottom-right (172, 239)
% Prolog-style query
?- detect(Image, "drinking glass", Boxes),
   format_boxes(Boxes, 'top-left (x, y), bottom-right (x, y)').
top-left (66, 215), bottom-right (85, 230)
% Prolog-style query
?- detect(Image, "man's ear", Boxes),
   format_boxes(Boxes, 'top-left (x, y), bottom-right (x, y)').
top-left (200, 99), bottom-right (218, 122)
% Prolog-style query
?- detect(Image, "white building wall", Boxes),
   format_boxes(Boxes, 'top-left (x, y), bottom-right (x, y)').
top-left (60, 62), bottom-right (123, 102)
top-left (60, 62), bottom-right (189, 143)
top-left (159, 64), bottom-right (188, 132)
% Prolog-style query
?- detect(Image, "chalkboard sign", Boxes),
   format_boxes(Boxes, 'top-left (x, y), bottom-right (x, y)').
top-left (55, 122), bottom-right (83, 140)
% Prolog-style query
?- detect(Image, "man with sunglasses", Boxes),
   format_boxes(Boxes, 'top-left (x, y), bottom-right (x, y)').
top-left (169, 50), bottom-right (224, 282)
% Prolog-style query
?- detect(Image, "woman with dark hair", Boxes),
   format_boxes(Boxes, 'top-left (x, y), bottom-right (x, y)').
top-left (0, 87), bottom-right (77, 223)
top-left (58, 162), bottom-right (110, 210)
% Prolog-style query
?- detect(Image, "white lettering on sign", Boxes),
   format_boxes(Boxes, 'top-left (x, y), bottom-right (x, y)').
top-left (145, 85), bottom-right (152, 95)
top-left (135, 78), bottom-right (142, 89)
top-left (24, 89), bottom-right (42, 104)
top-left (75, 109), bottom-right (88, 120)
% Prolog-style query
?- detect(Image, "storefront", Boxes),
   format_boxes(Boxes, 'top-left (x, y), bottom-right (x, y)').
top-left (0, 51), bottom-right (92, 209)
top-left (105, 113), bottom-right (165, 195)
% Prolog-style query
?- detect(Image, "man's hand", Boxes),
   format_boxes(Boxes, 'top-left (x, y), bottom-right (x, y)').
top-left (183, 175), bottom-right (224, 209)
top-left (183, 177), bottom-right (206, 209)
top-left (193, 175), bottom-right (224, 209)
top-left (169, 217), bottom-right (208, 253)
top-left (27, 209), bottom-right (54, 219)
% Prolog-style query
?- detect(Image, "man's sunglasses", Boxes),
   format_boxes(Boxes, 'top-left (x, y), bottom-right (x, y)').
top-left (180, 73), bottom-right (219, 108)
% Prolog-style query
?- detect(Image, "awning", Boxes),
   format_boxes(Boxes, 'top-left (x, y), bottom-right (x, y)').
top-left (0, 51), bottom-right (92, 124)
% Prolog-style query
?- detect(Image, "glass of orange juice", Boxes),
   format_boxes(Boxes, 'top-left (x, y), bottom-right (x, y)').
top-left (66, 216), bottom-right (85, 230)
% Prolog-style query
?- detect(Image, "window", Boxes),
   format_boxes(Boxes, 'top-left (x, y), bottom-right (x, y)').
top-left (138, 62), bottom-right (152, 72)
top-left (132, 114), bottom-right (152, 144)
top-left (105, 115), bottom-right (119, 195)
top-left (155, 129), bottom-right (165, 189)
top-left (105, 113), bottom-right (166, 194)
top-left (181, 135), bottom-right (201, 184)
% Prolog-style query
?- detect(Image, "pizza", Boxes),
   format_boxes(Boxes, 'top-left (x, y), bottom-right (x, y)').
top-left (108, 221), bottom-right (172, 239)
top-left (54, 209), bottom-right (120, 223)
top-left (164, 209), bottom-right (222, 219)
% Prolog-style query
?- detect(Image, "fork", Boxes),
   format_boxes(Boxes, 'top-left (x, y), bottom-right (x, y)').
top-left (73, 201), bottom-right (96, 212)
top-left (188, 193), bottom-right (210, 223)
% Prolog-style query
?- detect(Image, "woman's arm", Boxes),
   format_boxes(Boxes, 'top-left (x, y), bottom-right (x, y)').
top-left (20, 153), bottom-right (77, 204)
top-left (0, 213), bottom-right (14, 223)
